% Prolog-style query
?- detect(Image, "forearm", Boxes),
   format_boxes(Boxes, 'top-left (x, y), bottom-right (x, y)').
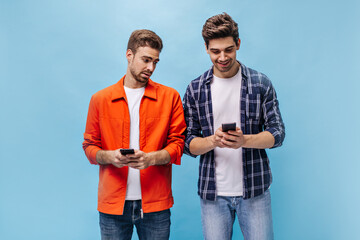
top-left (147, 149), bottom-right (171, 166)
top-left (189, 136), bottom-right (216, 156)
top-left (96, 150), bottom-right (115, 165)
top-left (242, 131), bottom-right (275, 149)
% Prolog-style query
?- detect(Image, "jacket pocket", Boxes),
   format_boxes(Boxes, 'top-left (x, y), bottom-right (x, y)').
top-left (99, 117), bottom-right (125, 149)
top-left (144, 117), bottom-right (170, 150)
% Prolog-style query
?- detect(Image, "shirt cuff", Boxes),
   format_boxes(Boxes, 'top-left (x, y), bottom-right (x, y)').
top-left (266, 128), bottom-right (283, 148)
top-left (86, 147), bottom-right (101, 165)
top-left (184, 135), bottom-right (198, 158)
top-left (164, 145), bottom-right (181, 165)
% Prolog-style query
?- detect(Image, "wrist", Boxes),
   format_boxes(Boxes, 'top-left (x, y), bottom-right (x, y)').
top-left (96, 150), bottom-right (105, 165)
top-left (206, 135), bottom-right (217, 149)
top-left (242, 135), bottom-right (250, 148)
top-left (96, 150), bottom-right (113, 165)
top-left (146, 152), bottom-right (156, 166)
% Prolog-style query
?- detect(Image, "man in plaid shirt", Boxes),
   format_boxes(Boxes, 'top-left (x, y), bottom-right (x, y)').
top-left (183, 13), bottom-right (285, 240)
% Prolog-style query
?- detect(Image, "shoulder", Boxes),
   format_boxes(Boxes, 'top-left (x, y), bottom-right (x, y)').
top-left (243, 64), bottom-right (271, 85)
top-left (91, 82), bottom-right (118, 101)
top-left (151, 81), bottom-right (181, 97)
top-left (185, 67), bottom-right (212, 97)
top-left (241, 64), bottom-right (273, 94)
top-left (190, 68), bottom-right (212, 87)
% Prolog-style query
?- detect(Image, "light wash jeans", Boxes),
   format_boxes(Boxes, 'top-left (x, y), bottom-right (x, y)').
top-left (200, 189), bottom-right (274, 240)
top-left (99, 200), bottom-right (171, 240)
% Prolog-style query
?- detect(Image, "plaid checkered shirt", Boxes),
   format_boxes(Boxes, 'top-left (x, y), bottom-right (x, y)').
top-left (183, 62), bottom-right (285, 200)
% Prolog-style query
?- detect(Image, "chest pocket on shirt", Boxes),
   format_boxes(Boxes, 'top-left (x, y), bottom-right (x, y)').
top-left (99, 117), bottom-right (125, 149)
top-left (245, 94), bottom-right (261, 122)
top-left (145, 117), bottom-right (170, 149)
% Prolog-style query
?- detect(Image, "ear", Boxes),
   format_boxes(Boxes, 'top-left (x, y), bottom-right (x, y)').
top-left (236, 38), bottom-right (241, 50)
top-left (126, 49), bottom-right (134, 63)
top-left (205, 42), bottom-right (210, 54)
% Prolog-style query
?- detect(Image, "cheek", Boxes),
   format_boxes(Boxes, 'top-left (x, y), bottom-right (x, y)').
top-left (209, 55), bottom-right (217, 63)
top-left (133, 61), bottom-right (145, 71)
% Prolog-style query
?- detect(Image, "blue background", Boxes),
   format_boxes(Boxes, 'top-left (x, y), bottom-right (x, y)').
top-left (1, 0), bottom-right (359, 239)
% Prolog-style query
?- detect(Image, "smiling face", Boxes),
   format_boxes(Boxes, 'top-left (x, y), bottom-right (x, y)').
top-left (125, 46), bottom-right (160, 88)
top-left (206, 36), bottom-right (240, 78)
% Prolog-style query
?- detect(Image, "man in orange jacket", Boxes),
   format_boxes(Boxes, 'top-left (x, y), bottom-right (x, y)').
top-left (83, 29), bottom-right (186, 240)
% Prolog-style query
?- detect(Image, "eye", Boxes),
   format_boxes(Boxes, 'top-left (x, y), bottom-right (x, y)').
top-left (211, 50), bottom-right (220, 54)
top-left (225, 48), bottom-right (234, 53)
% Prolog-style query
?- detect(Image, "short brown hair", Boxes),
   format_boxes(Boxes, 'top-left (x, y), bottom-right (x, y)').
top-left (127, 29), bottom-right (163, 53)
top-left (202, 12), bottom-right (239, 48)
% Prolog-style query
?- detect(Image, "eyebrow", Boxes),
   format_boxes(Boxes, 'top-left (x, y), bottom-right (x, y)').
top-left (142, 56), bottom-right (160, 62)
top-left (209, 45), bottom-right (235, 51)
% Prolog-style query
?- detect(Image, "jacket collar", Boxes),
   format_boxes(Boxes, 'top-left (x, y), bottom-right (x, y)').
top-left (111, 75), bottom-right (157, 101)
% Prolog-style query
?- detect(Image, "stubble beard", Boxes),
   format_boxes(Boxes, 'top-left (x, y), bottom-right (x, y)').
top-left (130, 67), bottom-right (149, 85)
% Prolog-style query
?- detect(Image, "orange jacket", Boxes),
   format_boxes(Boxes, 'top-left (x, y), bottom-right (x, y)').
top-left (83, 76), bottom-right (186, 215)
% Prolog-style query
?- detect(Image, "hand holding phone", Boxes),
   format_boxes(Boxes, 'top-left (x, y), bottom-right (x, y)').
top-left (222, 122), bottom-right (236, 132)
top-left (120, 149), bottom-right (135, 155)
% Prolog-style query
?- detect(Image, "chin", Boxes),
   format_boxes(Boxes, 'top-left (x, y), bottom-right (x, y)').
top-left (216, 66), bottom-right (231, 73)
top-left (136, 78), bottom-right (148, 84)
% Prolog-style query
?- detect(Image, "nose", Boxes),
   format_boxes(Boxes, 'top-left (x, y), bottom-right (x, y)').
top-left (146, 62), bottom-right (155, 72)
top-left (219, 51), bottom-right (226, 61)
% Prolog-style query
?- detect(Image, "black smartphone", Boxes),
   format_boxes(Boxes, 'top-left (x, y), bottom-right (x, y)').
top-left (120, 149), bottom-right (135, 155)
top-left (222, 122), bottom-right (236, 132)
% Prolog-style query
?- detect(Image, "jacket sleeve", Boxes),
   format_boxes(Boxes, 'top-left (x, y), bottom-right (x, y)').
top-left (163, 92), bottom-right (186, 165)
top-left (182, 84), bottom-right (201, 158)
top-left (82, 95), bottom-right (102, 165)
top-left (262, 81), bottom-right (285, 148)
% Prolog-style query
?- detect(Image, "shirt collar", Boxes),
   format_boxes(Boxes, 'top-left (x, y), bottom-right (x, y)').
top-left (111, 75), bottom-right (157, 101)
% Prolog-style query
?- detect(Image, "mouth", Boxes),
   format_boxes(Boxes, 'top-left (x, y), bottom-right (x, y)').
top-left (217, 60), bottom-right (230, 68)
top-left (141, 72), bottom-right (152, 78)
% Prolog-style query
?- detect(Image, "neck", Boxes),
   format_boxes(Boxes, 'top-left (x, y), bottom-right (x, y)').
top-left (213, 61), bottom-right (240, 79)
top-left (124, 69), bottom-right (147, 89)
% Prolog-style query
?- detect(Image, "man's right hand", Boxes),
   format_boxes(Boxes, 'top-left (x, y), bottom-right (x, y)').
top-left (212, 127), bottom-right (227, 148)
top-left (96, 149), bottom-right (133, 168)
top-left (189, 127), bottom-right (227, 155)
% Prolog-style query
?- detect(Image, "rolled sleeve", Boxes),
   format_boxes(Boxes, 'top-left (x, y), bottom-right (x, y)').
top-left (262, 82), bottom-right (285, 148)
top-left (164, 145), bottom-right (181, 165)
top-left (184, 135), bottom-right (198, 158)
top-left (165, 93), bottom-right (186, 165)
top-left (82, 95), bottom-right (101, 165)
top-left (183, 85), bottom-right (201, 158)
top-left (266, 128), bottom-right (284, 148)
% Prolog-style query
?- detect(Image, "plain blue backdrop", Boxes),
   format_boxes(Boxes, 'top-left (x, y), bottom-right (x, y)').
top-left (1, 0), bottom-right (360, 239)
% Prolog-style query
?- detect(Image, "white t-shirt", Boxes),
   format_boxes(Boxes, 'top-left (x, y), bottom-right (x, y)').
top-left (210, 68), bottom-right (243, 196)
top-left (124, 86), bottom-right (145, 200)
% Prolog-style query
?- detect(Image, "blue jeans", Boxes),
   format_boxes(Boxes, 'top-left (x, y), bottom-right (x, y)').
top-left (99, 200), bottom-right (171, 240)
top-left (200, 190), bottom-right (274, 240)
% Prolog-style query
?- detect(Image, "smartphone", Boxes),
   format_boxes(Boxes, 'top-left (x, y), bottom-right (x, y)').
top-left (120, 148), bottom-right (135, 155)
top-left (222, 122), bottom-right (236, 132)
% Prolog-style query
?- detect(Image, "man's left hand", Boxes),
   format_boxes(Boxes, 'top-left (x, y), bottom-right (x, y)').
top-left (221, 127), bottom-right (246, 149)
top-left (126, 150), bottom-right (153, 170)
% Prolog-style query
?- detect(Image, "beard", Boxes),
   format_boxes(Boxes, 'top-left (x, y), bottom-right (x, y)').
top-left (129, 67), bottom-right (152, 84)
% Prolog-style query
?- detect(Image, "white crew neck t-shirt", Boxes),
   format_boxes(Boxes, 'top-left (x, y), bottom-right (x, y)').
top-left (210, 68), bottom-right (243, 196)
top-left (124, 86), bottom-right (145, 200)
